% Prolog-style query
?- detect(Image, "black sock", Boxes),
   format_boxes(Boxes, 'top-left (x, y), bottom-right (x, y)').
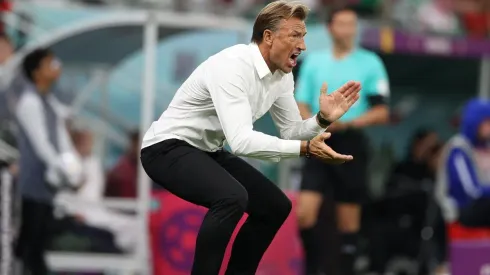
top-left (340, 233), bottom-right (359, 275)
top-left (300, 227), bottom-right (321, 275)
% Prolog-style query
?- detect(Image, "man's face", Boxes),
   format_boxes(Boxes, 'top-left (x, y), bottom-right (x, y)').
top-left (268, 17), bottom-right (307, 73)
top-left (414, 133), bottom-right (439, 161)
top-left (478, 118), bottom-right (490, 142)
top-left (428, 147), bottom-right (442, 172)
top-left (35, 55), bottom-right (61, 83)
top-left (328, 10), bottom-right (358, 49)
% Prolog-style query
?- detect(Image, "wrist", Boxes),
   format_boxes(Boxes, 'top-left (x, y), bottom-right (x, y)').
top-left (300, 140), bottom-right (311, 158)
top-left (317, 111), bottom-right (333, 128)
top-left (300, 140), bottom-right (308, 157)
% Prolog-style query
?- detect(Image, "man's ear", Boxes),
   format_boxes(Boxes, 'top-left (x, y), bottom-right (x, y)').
top-left (263, 29), bottom-right (274, 46)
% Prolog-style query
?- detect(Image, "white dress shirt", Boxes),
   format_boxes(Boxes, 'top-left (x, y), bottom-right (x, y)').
top-left (142, 43), bottom-right (326, 162)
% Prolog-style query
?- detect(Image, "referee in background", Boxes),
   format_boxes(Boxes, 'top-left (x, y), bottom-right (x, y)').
top-left (295, 7), bottom-right (390, 275)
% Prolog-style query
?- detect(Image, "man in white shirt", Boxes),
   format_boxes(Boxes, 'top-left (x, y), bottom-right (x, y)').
top-left (140, 1), bottom-right (361, 274)
top-left (14, 48), bottom-right (82, 275)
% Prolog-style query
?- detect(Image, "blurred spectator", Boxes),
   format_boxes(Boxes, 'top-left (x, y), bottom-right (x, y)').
top-left (426, 142), bottom-right (449, 273)
top-left (55, 129), bottom-right (137, 252)
top-left (454, 0), bottom-right (490, 38)
top-left (392, 0), bottom-right (459, 35)
top-left (416, 0), bottom-right (460, 35)
top-left (366, 129), bottom-right (441, 274)
top-left (14, 48), bottom-right (82, 275)
top-left (105, 131), bottom-right (139, 198)
top-left (437, 98), bottom-right (490, 228)
top-left (428, 142), bottom-right (443, 175)
top-left (385, 128), bottom-right (439, 194)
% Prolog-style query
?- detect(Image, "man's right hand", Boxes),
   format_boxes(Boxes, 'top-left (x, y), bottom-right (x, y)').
top-left (308, 132), bottom-right (353, 164)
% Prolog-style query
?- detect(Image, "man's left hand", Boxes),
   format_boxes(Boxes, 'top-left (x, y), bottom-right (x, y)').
top-left (319, 81), bottom-right (361, 123)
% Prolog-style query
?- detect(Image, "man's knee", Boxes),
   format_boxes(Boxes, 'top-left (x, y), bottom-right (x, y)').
top-left (297, 191), bottom-right (323, 229)
top-left (267, 193), bottom-right (292, 226)
top-left (336, 203), bottom-right (361, 232)
top-left (211, 191), bottom-right (248, 220)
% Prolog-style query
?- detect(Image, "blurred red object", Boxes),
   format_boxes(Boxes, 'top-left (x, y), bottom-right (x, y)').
top-left (461, 12), bottom-right (490, 38)
top-left (0, 0), bottom-right (11, 11)
top-left (448, 222), bottom-right (490, 240)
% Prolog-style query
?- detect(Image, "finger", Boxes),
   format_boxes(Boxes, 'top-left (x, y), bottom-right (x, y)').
top-left (336, 154), bottom-right (354, 161)
top-left (323, 159), bottom-right (346, 165)
top-left (329, 152), bottom-right (354, 161)
top-left (321, 144), bottom-right (354, 161)
top-left (320, 82), bottom-right (328, 95)
top-left (320, 132), bottom-right (331, 140)
top-left (342, 81), bottom-right (361, 99)
top-left (348, 94), bottom-right (360, 106)
top-left (337, 81), bottom-right (356, 95)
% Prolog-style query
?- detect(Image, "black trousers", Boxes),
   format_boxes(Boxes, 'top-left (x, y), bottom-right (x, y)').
top-left (141, 139), bottom-right (292, 275)
top-left (15, 198), bottom-right (54, 275)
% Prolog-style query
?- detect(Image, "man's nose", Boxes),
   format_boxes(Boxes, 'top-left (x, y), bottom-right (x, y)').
top-left (298, 40), bottom-right (306, 51)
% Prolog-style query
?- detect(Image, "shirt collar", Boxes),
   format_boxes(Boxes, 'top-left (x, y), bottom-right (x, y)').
top-left (249, 43), bottom-right (272, 79)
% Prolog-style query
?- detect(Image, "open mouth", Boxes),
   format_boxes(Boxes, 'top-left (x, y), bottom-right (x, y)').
top-left (289, 53), bottom-right (300, 67)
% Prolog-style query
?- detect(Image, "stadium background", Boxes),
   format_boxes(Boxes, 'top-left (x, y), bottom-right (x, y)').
top-left (0, 0), bottom-right (489, 274)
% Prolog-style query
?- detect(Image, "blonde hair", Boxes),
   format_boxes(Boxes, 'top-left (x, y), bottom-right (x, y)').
top-left (251, 1), bottom-right (310, 43)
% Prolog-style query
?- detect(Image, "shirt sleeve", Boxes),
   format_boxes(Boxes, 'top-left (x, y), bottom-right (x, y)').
top-left (205, 62), bottom-right (301, 162)
top-left (15, 92), bottom-right (62, 170)
top-left (270, 78), bottom-right (326, 140)
top-left (364, 54), bottom-right (390, 98)
top-left (81, 157), bottom-right (105, 202)
top-left (46, 96), bottom-right (76, 154)
top-left (447, 147), bottom-right (490, 199)
top-left (294, 55), bottom-right (316, 106)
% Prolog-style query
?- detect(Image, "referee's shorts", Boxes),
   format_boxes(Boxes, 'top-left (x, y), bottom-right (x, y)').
top-left (300, 128), bottom-right (370, 204)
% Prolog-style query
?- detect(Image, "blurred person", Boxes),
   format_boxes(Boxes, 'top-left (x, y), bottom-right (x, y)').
top-left (105, 130), bottom-right (139, 198)
top-left (385, 128), bottom-right (439, 194)
top-left (428, 142), bottom-right (444, 176)
top-left (367, 133), bottom-right (443, 274)
top-left (294, 6), bottom-right (390, 275)
top-left (416, 0), bottom-right (460, 35)
top-left (437, 98), bottom-right (490, 228)
top-left (426, 142), bottom-right (449, 275)
top-left (14, 48), bottom-right (82, 275)
top-left (140, 1), bottom-right (362, 274)
top-left (453, 0), bottom-right (490, 38)
top-left (55, 129), bottom-right (137, 251)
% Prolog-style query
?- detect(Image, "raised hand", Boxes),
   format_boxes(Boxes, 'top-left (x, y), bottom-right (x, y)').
top-left (309, 132), bottom-right (353, 164)
top-left (319, 81), bottom-right (361, 123)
